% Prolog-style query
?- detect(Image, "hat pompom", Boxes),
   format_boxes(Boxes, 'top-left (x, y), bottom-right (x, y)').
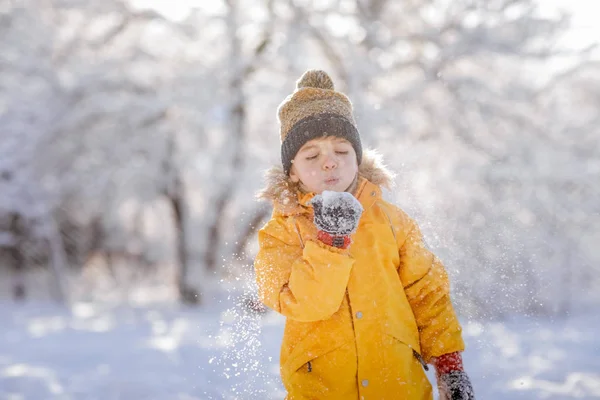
top-left (296, 70), bottom-right (334, 90)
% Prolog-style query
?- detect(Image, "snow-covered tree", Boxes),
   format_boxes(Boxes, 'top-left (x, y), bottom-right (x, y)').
top-left (1, 0), bottom-right (597, 316)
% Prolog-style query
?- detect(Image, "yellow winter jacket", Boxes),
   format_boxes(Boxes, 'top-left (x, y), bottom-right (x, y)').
top-left (254, 151), bottom-right (465, 400)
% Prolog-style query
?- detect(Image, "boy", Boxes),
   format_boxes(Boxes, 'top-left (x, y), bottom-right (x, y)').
top-left (255, 69), bottom-right (474, 399)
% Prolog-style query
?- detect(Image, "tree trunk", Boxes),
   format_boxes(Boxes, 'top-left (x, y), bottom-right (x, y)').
top-left (44, 214), bottom-right (70, 304)
top-left (204, 2), bottom-right (246, 273)
top-left (169, 178), bottom-right (199, 304)
top-left (9, 213), bottom-right (26, 301)
top-left (203, 0), bottom-right (272, 274)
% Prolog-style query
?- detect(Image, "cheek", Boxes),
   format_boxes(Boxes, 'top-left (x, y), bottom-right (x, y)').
top-left (339, 156), bottom-right (356, 171)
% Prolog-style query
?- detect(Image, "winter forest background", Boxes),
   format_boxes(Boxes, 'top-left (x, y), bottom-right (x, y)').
top-left (1, 0), bottom-right (599, 399)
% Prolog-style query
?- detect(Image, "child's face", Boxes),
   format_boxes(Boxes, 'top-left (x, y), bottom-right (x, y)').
top-left (289, 136), bottom-right (358, 194)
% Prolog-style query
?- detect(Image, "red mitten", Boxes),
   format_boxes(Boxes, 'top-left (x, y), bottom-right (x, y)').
top-left (433, 352), bottom-right (475, 400)
top-left (316, 230), bottom-right (352, 249)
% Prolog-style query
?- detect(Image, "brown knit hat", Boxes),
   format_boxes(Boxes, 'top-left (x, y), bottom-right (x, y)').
top-left (278, 69), bottom-right (362, 175)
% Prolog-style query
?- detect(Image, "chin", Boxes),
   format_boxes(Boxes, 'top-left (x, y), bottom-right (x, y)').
top-left (331, 182), bottom-right (350, 192)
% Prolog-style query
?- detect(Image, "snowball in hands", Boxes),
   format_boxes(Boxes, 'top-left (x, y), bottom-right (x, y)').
top-left (309, 191), bottom-right (363, 235)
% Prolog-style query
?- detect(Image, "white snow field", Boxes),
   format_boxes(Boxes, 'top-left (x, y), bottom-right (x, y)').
top-left (1, 293), bottom-right (599, 400)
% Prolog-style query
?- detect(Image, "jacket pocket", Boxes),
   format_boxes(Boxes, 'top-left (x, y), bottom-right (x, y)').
top-left (385, 322), bottom-right (428, 371)
top-left (381, 331), bottom-right (433, 399)
top-left (283, 338), bottom-right (348, 380)
top-left (285, 340), bottom-right (357, 400)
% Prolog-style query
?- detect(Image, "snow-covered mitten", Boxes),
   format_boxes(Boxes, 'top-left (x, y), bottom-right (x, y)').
top-left (309, 191), bottom-right (363, 249)
top-left (434, 352), bottom-right (475, 400)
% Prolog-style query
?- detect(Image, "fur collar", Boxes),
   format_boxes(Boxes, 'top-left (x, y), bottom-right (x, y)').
top-left (256, 149), bottom-right (395, 213)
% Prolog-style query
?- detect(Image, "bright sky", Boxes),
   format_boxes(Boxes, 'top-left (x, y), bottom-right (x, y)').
top-left (128, 0), bottom-right (225, 21)
top-left (539, 0), bottom-right (600, 50)
top-left (128, 0), bottom-right (599, 48)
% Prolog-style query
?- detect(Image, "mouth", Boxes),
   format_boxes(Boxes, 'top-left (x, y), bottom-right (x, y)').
top-left (324, 177), bottom-right (340, 186)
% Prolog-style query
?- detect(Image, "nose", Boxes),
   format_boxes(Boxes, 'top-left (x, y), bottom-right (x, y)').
top-left (322, 154), bottom-right (337, 170)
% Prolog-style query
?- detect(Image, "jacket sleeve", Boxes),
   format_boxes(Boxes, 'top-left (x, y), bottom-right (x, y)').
top-left (397, 214), bottom-right (465, 362)
top-left (254, 215), bottom-right (354, 322)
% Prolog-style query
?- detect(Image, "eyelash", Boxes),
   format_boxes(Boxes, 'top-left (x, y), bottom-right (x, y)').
top-left (306, 151), bottom-right (348, 161)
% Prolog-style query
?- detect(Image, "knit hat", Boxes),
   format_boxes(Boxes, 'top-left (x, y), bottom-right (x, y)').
top-left (278, 69), bottom-right (362, 175)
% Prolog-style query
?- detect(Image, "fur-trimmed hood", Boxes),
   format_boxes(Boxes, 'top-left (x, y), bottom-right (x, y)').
top-left (256, 149), bottom-right (395, 214)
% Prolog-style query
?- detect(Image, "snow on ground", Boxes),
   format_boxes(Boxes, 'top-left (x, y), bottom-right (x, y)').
top-left (1, 291), bottom-right (599, 400)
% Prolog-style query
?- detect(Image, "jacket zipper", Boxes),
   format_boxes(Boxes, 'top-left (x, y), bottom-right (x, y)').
top-left (307, 361), bottom-right (312, 372)
top-left (413, 349), bottom-right (429, 371)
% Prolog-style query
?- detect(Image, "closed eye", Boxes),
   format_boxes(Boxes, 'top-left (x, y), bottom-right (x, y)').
top-left (335, 151), bottom-right (349, 155)
top-left (306, 154), bottom-right (318, 160)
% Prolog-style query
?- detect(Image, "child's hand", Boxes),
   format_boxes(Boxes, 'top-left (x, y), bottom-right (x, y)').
top-left (309, 191), bottom-right (363, 235)
top-left (437, 371), bottom-right (475, 400)
top-left (434, 352), bottom-right (475, 400)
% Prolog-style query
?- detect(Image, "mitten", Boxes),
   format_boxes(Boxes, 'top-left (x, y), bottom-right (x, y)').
top-left (309, 191), bottom-right (363, 249)
top-left (434, 352), bottom-right (475, 400)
